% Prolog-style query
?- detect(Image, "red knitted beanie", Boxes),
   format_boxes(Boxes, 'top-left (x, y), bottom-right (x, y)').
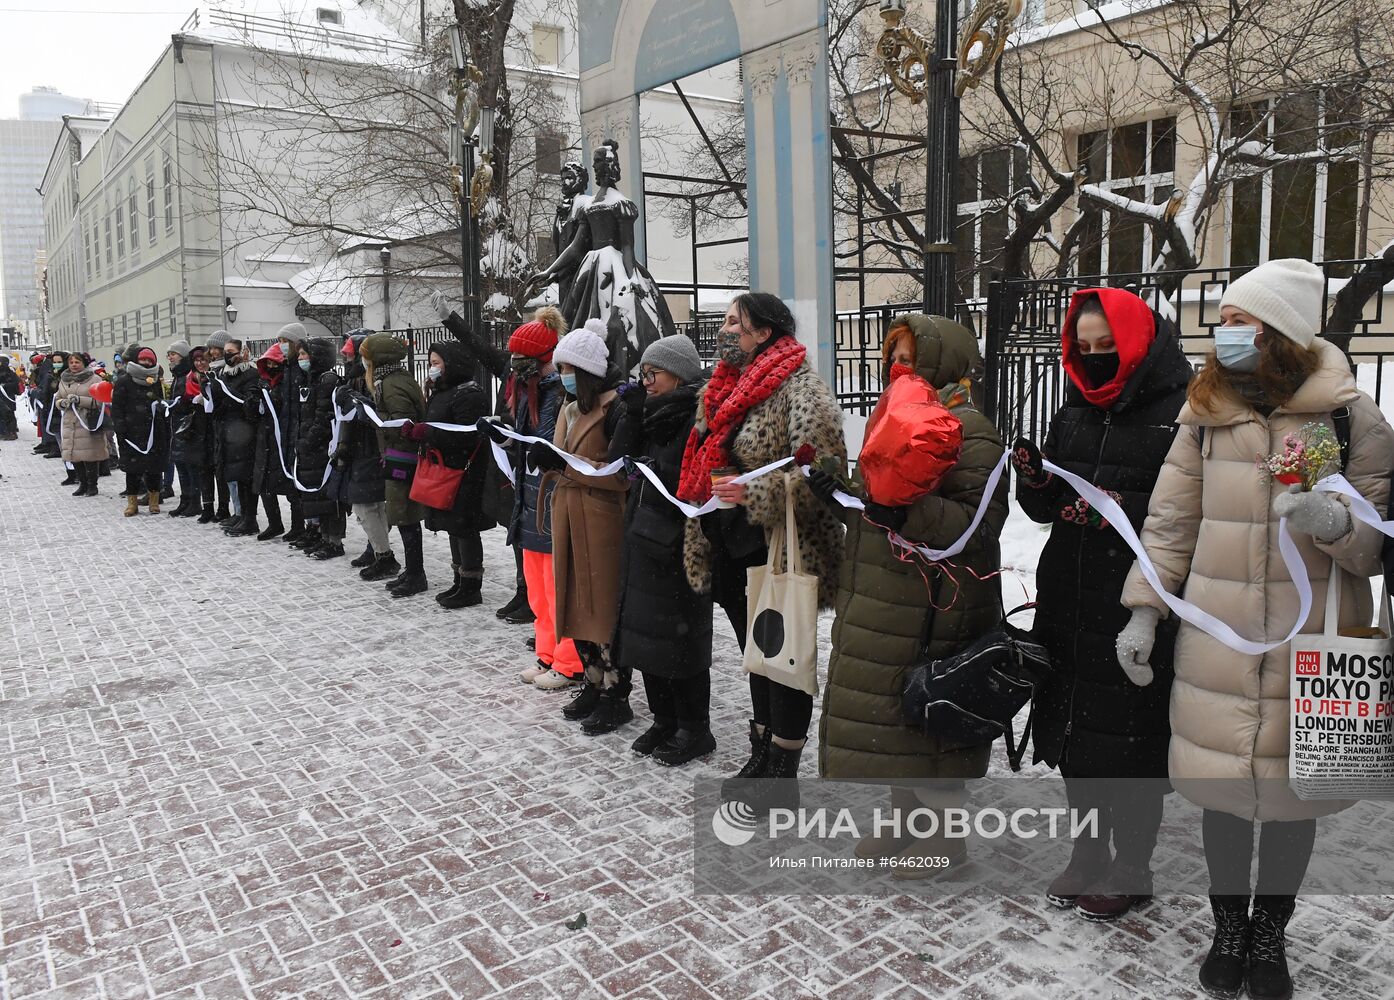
top-left (508, 320), bottom-right (558, 361)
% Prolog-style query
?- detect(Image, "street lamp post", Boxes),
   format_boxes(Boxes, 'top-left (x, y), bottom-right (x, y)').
top-left (448, 22), bottom-right (494, 338)
top-left (876, 0), bottom-right (1020, 319)
top-left (380, 245), bottom-right (392, 329)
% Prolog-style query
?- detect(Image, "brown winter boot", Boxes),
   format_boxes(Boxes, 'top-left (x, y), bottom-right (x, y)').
top-left (124, 494), bottom-right (139, 517)
top-left (147, 490), bottom-right (161, 514)
top-left (854, 787), bottom-right (923, 860)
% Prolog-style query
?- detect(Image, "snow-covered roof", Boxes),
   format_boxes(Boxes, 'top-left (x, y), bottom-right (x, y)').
top-left (180, 0), bottom-right (417, 65)
top-left (290, 258), bottom-right (365, 306)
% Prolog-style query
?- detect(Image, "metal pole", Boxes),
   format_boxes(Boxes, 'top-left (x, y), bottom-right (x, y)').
top-left (382, 258), bottom-right (392, 329)
top-left (923, 0), bottom-right (960, 318)
top-left (459, 137), bottom-right (479, 334)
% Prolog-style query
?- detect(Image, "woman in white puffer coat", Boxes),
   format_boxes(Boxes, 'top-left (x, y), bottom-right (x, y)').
top-left (1116, 259), bottom-right (1394, 1000)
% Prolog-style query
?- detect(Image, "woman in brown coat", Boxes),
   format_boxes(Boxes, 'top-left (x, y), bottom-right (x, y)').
top-left (1117, 259), bottom-right (1394, 1000)
top-left (527, 320), bottom-right (631, 732)
top-left (55, 352), bottom-right (109, 497)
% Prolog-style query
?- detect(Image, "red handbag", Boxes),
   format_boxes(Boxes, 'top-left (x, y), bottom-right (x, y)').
top-left (409, 447), bottom-right (465, 510)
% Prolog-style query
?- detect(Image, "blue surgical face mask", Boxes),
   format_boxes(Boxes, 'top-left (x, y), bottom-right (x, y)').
top-left (560, 372), bottom-right (578, 395)
top-left (1215, 326), bottom-right (1260, 372)
top-left (427, 366), bottom-right (442, 381)
top-left (298, 359), bottom-right (311, 372)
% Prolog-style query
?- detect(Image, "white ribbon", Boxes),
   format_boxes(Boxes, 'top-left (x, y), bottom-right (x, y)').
top-left (122, 400), bottom-right (162, 455)
top-left (73, 402), bottom-right (107, 433)
top-left (260, 387), bottom-right (340, 493)
top-left (215, 377), bottom-right (247, 405)
top-left (0, 382), bottom-right (15, 402)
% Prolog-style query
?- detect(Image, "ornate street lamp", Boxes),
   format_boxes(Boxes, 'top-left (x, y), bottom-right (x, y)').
top-left (877, 0), bottom-right (1019, 318)
top-left (224, 297), bottom-right (238, 324)
top-left (448, 21), bottom-right (485, 334)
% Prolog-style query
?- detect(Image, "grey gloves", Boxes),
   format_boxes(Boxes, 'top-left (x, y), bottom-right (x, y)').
top-left (1272, 486), bottom-right (1352, 543)
top-left (430, 290), bottom-right (453, 323)
top-left (1115, 606), bottom-right (1161, 687)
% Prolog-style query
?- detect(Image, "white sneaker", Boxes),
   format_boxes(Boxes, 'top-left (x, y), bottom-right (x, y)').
top-left (532, 669), bottom-right (583, 691)
top-left (519, 660), bottom-right (550, 684)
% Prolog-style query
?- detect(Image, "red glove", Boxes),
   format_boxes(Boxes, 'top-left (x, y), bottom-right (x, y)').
top-left (184, 373), bottom-right (203, 400)
top-left (402, 420), bottom-right (428, 442)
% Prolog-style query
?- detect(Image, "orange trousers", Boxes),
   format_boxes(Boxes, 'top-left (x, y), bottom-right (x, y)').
top-left (522, 549), bottom-right (582, 677)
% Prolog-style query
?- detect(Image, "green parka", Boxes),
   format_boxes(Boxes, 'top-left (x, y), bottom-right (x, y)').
top-left (819, 315), bottom-right (1008, 781)
top-left (361, 333), bottom-right (426, 526)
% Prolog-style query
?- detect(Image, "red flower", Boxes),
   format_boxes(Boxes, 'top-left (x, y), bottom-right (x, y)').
top-left (794, 443), bottom-right (816, 467)
top-left (1275, 472), bottom-right (1303, 486)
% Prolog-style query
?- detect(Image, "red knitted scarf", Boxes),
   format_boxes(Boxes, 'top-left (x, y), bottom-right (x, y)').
top-left (677, 336), bottom-right (807, 502)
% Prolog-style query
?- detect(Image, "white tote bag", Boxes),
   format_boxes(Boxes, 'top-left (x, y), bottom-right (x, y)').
top-left (1289, 567), bottom-right (1394, 800)
top-left (743, 473), bottom-right (821, 697)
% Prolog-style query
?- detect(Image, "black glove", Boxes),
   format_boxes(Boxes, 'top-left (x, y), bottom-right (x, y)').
top-left (1010, 436), bottom-right (1047, 485)
top-left (619, 382), bottom-right (647, 415)
top-left (527, 440), bottom-right (565, 472)
top-left (864, 502), bottom-right (909, 532)
top-left (479, 420), bottom-right (508, 445)
top-left (806, 469), bottom-right (842, 510)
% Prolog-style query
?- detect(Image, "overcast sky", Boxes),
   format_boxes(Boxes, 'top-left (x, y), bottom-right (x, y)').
top-left (0, 2), bottom-right (194, 116)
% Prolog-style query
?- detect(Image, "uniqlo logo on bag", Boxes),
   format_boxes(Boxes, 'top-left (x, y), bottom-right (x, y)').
top-left (1295, 651), bottom-right (1322, 676)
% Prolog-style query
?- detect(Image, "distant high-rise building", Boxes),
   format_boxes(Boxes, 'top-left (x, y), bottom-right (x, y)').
top-left (0, 88), bottom-right (102, 336)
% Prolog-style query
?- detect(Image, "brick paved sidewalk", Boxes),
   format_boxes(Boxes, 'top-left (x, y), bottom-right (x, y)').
top-left (1, 446), bottom-right (1391, 999)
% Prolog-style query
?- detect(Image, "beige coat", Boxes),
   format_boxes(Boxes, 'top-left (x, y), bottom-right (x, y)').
top-left (1123, 340), bottom-right (1394, 821)
top-left (56, 371), bottom-right (110, 463)
top-left (547, 391), bottom-right (629, 646)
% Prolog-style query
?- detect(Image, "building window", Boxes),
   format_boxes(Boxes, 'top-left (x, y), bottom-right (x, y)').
top-left (104, 216), bottom-right (112, 268)
top-left (316, 7), bottom-right (342, 25)
top-left (128, 180), bottom-right (139, 254)
top-left (532, 24), bottom-right (562, 66)
top-left (116, 205), bottom-right (125, 260)
top-left (535, 134), bottom-right (564, 175)
top-left (163, 157), bottom-right (175, 231)
top-left (1074, 116), bottom-right (1176, 279)
top-left (151, 302), bottom-right (160, 340)
top-left (1228, 89), bottom-right (1360, 273)
top-left (169, 297), bottom-right (177, 338)
top-left (146, 175), bottom-right (157, 244)
top-left (955, 145), bottom-right (1029, 300)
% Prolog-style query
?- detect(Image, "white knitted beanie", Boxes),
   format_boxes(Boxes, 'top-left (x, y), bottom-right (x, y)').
top-left (1218, 258), bottom-right (1324, 348)
top-left (553, 318), bottom-right (610, 377)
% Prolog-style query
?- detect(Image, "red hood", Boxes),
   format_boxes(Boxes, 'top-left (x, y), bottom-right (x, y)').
top-left (1060, 287), bottom-right (1157, 408)
top-left (256, 343), bottom-right (286, 386)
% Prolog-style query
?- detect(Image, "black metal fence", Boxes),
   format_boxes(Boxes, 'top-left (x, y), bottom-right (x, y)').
top-left (984, 260), bottom-right (1393, 443)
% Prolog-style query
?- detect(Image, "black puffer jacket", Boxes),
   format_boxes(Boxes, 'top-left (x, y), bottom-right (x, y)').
top-left (611, 385), bottom-right (713, 678)
top-left (213, 361), bottom-right (260, 483)
top-left (294, 339), bottom-right (340, 512)
top-left (422, 341), bottom-right (492, 535)
top-left (111, 363), bottom-right (169, 473)
top-left (1018, 293), bottom-right (1193, 779)
top-left (170, 371), bottom-right (214, 468)
top-left (332, 354), bottom-right (386, 506)
top-left (250, 347), bottom-right (294, 496)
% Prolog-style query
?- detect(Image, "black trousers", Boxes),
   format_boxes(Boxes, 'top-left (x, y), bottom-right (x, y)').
top-left (0, 404), bottom-right (16, 436)
top-left (449, 531), bottom-right (484, 579)
top-left (1203, 809), bottom-right (1317, 898)
top-left (711, 540), bottom-right (813, 743)
top-left (124, 466), bottom-right (161, 494)
top-left (398, 522), bottom-right (424, 575)
top-left (1063, 776), bottom-right (1167, 869)
top-left (319, 505), bottom-right (347, 540)
top-left (642, 671), bottom-right (711, 728)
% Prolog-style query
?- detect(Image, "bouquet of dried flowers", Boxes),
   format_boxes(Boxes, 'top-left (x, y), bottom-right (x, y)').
top-left (1257, 422), bottom-right (1342, 491)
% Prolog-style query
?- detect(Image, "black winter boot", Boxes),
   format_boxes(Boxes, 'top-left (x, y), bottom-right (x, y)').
top-left (350, 544), bottom-right (375, 568)
top-left (720, 721), bottom-right (772, 802)
top-left (736, 741), bottom-right (803, 815)
top-left (198, 504), bottom-right (216, 523)
top-left (60, 468), bottom-right (79, 486)
top-left (99, 459), bottom-right (112, 477)
top-left (313, 539), bottom-right (346, 560)
top-left (562, 683), bottom-right (602, 721)
top-left (1199, 895), bottom-right (1250, 1000)
top-left (434, 569), bottom-right (463, 605)
top-left (291, 526), bottom-right (321, 550)
top-left (631, 720), bottom-right (676, 756)
top-left (359, 552), bottom-right (400, 581)
top-left (496, 590), bottom-right (529, 620)
top-left (80, 464), bottom-right (99, 497)
top-left (224, 515), bottom-right (260, 537)
top-left (388, 572), bottom-right (429, 598)
top-left (438, 573), bottom-right (482, 609)
top-left (653, 726), bottom-right (716, 767)
top-left (581, 691), bottom-right (634, 735)
top-left (1247, 896), bottom-right (1295, 1000)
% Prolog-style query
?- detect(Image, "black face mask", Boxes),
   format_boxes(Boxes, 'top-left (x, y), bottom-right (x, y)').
top-left (1080, 352), bottom-right (1121, 388)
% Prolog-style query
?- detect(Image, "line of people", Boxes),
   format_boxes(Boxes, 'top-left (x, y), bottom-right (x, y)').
top-left (20, 259), bottom-right (1394, 1000)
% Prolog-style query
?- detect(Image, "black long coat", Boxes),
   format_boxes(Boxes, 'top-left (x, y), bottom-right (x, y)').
top-left (294, 340), bottom-right (341, 515)
top-left (213, 363), bottom-right (260, 483)
top-left (331, 366), bottom-right (386, 506)
top-left (611, 386), bottom-right (714, 678)
top-left (169, 373), bottom-right (214, 468)
top-left (111, 368), bottom-right (170, 476)
top-left (422, 341), bottom-right (492, 535)
top-left (250, 367), bottom-right (294, 497)
top-left (1019, 311), bottom-right (1192, 779)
